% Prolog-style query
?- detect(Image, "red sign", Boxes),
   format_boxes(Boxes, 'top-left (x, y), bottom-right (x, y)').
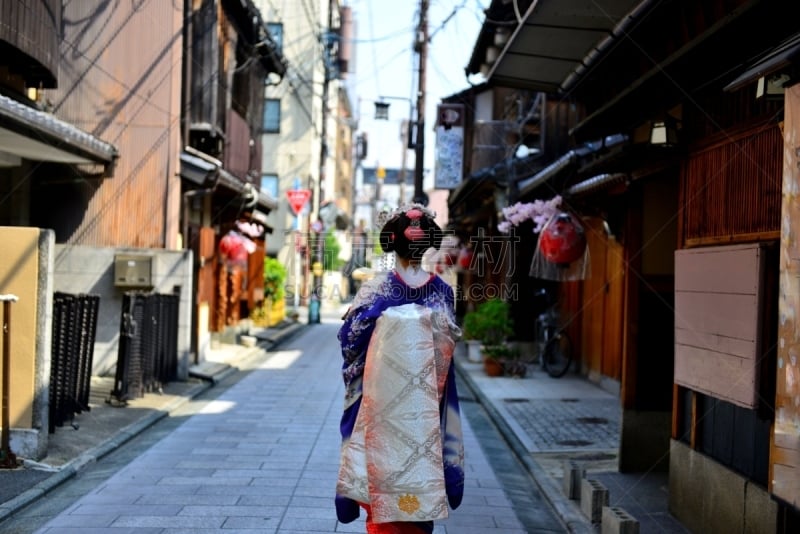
top-left (286, 189), bottom-right (311, 215)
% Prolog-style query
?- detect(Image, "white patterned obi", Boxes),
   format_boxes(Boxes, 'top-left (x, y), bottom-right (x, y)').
top-left (336, 303), bottom-right (454, 523)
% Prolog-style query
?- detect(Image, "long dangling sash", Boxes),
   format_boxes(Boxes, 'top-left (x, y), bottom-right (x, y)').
top-left (337, 304), bottom-right (450, 523)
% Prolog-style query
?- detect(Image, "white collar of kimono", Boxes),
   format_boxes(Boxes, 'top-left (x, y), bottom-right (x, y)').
top-left (394, 262), bottom-right (431, 288)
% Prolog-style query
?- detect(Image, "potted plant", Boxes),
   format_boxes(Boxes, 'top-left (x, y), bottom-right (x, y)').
top-left (462, 299), bottom-right (514, 371)
top-left (481, 343), bottom-right (513, 376)
top-left (251, 256), bottom-right (287, 327)
top-left (462, 309), bottom-right (485, 362)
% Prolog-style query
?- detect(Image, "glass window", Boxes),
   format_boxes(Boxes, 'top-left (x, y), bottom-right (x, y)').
top-left (261, 174), bottom-right (279, 199)
top-left (263, 99), bottom-right (281, 133)
top-left (267, 22), bottom-right (283, 53)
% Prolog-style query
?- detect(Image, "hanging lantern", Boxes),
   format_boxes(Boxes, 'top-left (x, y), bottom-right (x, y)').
top-left (457, 247), bottom-right (474, 270)
top-left (538, 212), bottom-right (586, 266)
top-left (219, 231), bottom-right (249, 265)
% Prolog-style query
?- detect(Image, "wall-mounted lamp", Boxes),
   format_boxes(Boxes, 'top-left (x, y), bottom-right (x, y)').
top-left (515, 145), bottom-right (541, 159)
top-left (494, 183), bottom-right (508, 218)
top-left (374, 101), bottom-right (390, 120)
top-left (650, 118), bottom-right (679, 146)
top-left (756, 74), bottom-right (789, 99)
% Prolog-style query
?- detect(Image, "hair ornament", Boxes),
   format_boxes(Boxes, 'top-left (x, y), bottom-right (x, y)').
top-left (404, 220), bottom-right (425, 241)
top-left (377, 203), bottom-right (437, 227)
top-left (405, 208), bottom-right (423, 220)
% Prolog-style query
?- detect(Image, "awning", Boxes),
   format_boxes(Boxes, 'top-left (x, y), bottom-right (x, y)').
top-left (180, 150), bottom-right (217, 185)
top-left (180, 147), bottom-right (277, 212)
top-left (470, 0), bottom-right (799, 144)
top-left (724, 32), bottom-right (800, 93)
top-left (0, 94), bottom-right (118, 167)
top-left (567, 1), bottom-right (799, 141)
top-left (467, 0), bottom-right (647, 94)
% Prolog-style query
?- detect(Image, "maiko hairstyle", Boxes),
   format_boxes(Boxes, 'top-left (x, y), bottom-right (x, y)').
top-left (379, 205), bottom-right (443, 260)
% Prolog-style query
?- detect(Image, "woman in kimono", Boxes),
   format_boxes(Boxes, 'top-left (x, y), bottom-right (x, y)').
top-left (335, 204), bottom-right (465, 534)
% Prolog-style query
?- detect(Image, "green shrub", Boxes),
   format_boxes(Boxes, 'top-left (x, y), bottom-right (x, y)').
top-left (263, 256), bottom-right (287, 301)
top-left (462, 298), bottom-right (513, 346)
top-left (323, 231), bottom-right (344, 271)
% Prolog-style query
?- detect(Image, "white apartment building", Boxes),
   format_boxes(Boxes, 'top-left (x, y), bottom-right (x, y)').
top-left (255, 0), bottom-right (353, 268)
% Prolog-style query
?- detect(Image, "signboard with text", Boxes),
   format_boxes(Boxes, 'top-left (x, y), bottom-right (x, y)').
top-left (434, 104), bottom-right (465, 189)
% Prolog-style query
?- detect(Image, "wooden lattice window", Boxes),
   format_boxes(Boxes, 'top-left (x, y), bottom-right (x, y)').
top-left (680, 125), bottom-right (782, 247)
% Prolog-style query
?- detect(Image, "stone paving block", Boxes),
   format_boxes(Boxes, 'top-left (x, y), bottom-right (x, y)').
top-left (581, 478), bottom-right (609, 524)
top-left (46, 513), bottom-right (117, 527)
top-left (277, 515), bottom-right (338, 531)
top-left (4, 324), bottom-right (564, 534)
top-left (112, 515), bottom-right (225, 528)
top-left (503, 398), bottom-right (620, 452)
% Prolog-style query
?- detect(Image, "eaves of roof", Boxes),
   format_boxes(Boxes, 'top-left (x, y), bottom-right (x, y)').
top-left (0, 94), bottom-right (118, 165)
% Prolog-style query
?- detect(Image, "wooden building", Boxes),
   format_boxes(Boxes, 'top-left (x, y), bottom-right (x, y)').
top-left (178, 0), bottom-right (286, 353)
top-left (457, 0), bottom-right (800, 531)
top-left (1, 0), bottom-right (286, 393)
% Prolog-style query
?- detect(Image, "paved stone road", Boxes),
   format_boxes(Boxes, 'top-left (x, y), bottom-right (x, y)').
top-left (29, 322), bottom-right (563, 533)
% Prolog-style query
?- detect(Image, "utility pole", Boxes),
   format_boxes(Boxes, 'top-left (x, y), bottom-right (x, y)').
top-left (309, 0), bottom-right (335, 324)
top-left (400, 119), bottom-right (409, 204)
top-left (413, 0), bottom-right (429, 206)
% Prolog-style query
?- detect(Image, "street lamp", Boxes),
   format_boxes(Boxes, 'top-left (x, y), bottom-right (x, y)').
top-left (374, 96), bottom-right (413, 126)
top-left (374, 95), bottom-right (416, 205)
top-left (374, 101), bottom-right (391, 120)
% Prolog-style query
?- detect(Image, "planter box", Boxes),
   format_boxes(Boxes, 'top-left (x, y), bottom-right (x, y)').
top-left (466, 340), bottom-right (483, 362)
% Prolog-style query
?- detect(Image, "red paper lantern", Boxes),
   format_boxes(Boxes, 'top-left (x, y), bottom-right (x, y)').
top-left (538, 212), bottom-right (586, 265)
top-left (219, 232), bottom-right (248, 264)
top-left (457, 247), bottom-right (474, 270)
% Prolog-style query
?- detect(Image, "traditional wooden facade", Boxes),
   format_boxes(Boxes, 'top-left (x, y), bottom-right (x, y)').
top-left (179, 0), bottom-right (286, 353)
top-left (459, 0), bottom-right (800, 530)
top-left (1, 0), bottom-right (286, 361)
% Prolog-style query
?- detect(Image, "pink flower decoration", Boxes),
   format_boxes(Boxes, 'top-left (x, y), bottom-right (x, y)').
top-left (405, 208), bottom-right (423, 220)
top-left (404, 226), bottom-right (425, 241)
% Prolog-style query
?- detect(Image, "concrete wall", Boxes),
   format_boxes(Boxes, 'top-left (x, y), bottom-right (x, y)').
top-left (0, 227), bottom-right (54, 459)
top-left (669, 439), bottom-right (777, 534)
top-left (53, 245), bottom-right (193, 380)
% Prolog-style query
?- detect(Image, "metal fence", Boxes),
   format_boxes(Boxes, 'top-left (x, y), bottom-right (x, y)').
top-left (49, 292), bottom-right (100, 433)
top-left (110, 292), bottom-right (179, 404)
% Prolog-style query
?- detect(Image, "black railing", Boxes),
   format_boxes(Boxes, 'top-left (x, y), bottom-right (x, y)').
top-left (49, 292), bottom-right (100, 433)
top-left (110, 292), bottom-right (178, 404)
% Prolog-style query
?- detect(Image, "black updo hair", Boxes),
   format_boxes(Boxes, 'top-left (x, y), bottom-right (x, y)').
top-left (380, 210), bottom-right (444, 260)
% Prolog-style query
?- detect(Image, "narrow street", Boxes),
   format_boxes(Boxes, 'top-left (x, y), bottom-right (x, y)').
top-left (1, 316), bottom-right (563, 533)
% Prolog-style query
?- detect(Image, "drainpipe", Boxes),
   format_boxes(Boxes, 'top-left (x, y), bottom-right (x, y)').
top-left (516, 134), bottom-right (629, 198)
top-left (566, 173), bottom-right (629, 197)
top-left (182, 0), bottom-right (193, 147)
top-left (516, 149), bottom-right (583, 197)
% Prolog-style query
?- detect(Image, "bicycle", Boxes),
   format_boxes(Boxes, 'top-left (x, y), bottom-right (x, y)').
top-left (534, 287), bottom-right (574, 378)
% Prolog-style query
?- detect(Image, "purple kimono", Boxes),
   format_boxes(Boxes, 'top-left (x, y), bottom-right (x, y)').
top-left (335, 270), bottom-right (465, 527)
